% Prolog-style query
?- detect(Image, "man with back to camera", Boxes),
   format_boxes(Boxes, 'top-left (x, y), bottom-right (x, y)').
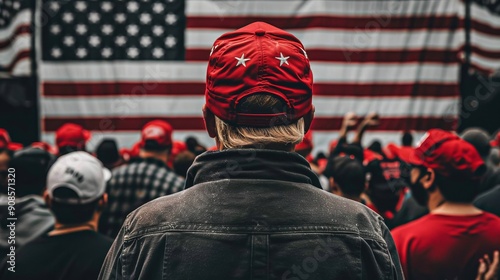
top-left (392, 129), bottom-right (500, 280)
top-left (0, 151), bottom-right (113, 280)
top-left (99, 22), bottom-right (403, 280)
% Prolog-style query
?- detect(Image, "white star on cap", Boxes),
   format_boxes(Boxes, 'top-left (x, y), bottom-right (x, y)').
top-left (235, 53), bottom-right (250, 67)
top-left (275, 52), bottom-right (290, 67)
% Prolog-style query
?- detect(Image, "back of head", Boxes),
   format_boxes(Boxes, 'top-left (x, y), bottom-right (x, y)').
top-left (55, 123), bottom-right (91, 154)
top-left (95, 138), bottom-right (121, 167)
top-left (402, 131), bottom-right (413, 147)
top-left (406, 129), bottom-right (486, 203)
top-left (46, 151), bottom-right (110, 224)
top-left (139, 120), bottom-right (173, 154)
top-left (173, 151), bottom-right (196, 178)
top-left (324, 156), bottom-right (365, 197)
top-left (461, 128), bottom-right (491, 158)
top-left (10, 147), bottom-right (55, 197)
top-left (204, 21), bottom-right (314, 150)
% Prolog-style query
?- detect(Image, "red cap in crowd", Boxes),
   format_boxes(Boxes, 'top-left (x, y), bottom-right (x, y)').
top-left (140, 120), bottom-right (173, 149)
top-left (205, 21), bottom-right (313, 127)
top-left (31, 141), bottom-right (58, 155)
top-left (55, 123), bottom-right (91, 148)
top-left (491, 132), bottom-right (500, 148)
top-left (0, 128), bottom-right (23, 151)
top-left (401, 129), bottom-right (485, 179)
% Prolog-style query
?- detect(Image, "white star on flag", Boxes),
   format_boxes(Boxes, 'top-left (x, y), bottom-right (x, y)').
top-left (127, 1), bottom-right (139, 13)
top-left (76, 48), bottom-right (88, 58)
top-left (62, 12), bottom-right (74, 23)
top-left (75, 1), bottom-right (86, 12)
top-left (152, 25), bottom-right (164, 36)
top-left (165, 13), bottom-right (178, 25)
top-left (127, 24), bottom-right (139, 36)
top-left (140, 36), bottom-right (152, 47)
top-left (127, 47), bottom-right (139, 58)
top-left (275, 52), bottom-right (290, 66)
top-left (102, 48), bottom-right (113, 58)
top-left (50, 25), bottom-right (61, 35)
top-left (165, 35), bottom-right (177, 48)
top-left (89, 12), bottom-right (100, 23)
top-left (51, 48), bottom-right (62, 58)
top-left (101, 2), bottom-right (113, 12)
top-left (152, 3), bottom-right (164, 14)
top-left (89, 35), bottom-right (101, 47)
top-left (63, 36), bottom-right (74, 46)
top-left (102, 25), bottom-right (113, 35)
top-left (76, 24), bottom-right (87, 35)
top-left (152, 48), bottom-right (164, 58)
top-left (235, 54), bottom-right (250, 67)
top-left (115, 13), bottom-right (126, 23)
top-left (140, 13), bottom-right (152, 24)
top-left (115, 36), bottom-right (127, 46)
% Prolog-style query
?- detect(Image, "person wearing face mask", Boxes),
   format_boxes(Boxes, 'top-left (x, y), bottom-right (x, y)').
top-left (391, 129), bottom-right (500, 280)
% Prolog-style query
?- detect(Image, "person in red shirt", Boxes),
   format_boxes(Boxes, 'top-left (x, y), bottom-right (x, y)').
top-left (392, 129), bottom-right (500, 280)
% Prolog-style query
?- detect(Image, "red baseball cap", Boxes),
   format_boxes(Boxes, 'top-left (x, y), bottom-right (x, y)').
top-left (140, 120), bottom-right (173, 148)
top-left (205, 21), bottom-right (313, 127)
top-left (0, 129), bottom-right (23, 151)
top-left (55, 123), bottom-right (91, 148)
top-left (401, 129), bottom-right (485, 179)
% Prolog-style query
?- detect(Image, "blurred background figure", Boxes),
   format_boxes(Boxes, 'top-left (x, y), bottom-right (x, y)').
top-left (185, 136), bottom-right (207, 156)
top-left (323, 155), bottom-right (366, 203)
top-left (101, 120), bottom-right (184, 238)
top-left (55, 123), bottom-right (91, 156)
top-left (0, 147), bottom-right (55, 257)
top-left (95, 138), bottom-right (123, 170)
top-left (0, 152), bottom-right (112, 280)
top-left (461, 128), bottom-right (500, 193)
top-left (173, 150), bottom-right (196, 178)
top-left (392, 129), bottom-right (500, 280)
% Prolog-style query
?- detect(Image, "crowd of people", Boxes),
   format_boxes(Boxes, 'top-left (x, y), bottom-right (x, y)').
top-left (1, 21), bottom-right (500, 280)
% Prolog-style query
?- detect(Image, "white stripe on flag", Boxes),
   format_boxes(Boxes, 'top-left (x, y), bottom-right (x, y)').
top-left (186, 29), bottom-right (464, 50)
top-left (41, 96), bottom-right (459, 118)
top-left (40, 62), bottom-right (460, 83)
top-left (186, 0), bottom-right (459, 17)
top-left (0, 10), bottom-right (31, 40)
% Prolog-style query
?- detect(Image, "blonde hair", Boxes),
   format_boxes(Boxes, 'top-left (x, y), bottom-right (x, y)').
top-left (214, 94), bottom-right (305, 149)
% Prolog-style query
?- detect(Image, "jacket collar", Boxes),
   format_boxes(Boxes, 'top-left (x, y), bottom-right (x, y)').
top-left (185, 149), bottom-right (322, 190)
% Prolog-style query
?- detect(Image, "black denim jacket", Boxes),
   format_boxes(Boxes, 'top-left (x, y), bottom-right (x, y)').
top-left (99, 149), bottom-right (404, 280)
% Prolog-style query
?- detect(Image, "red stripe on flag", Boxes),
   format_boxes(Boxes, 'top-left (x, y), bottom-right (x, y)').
top-left (187, 16), bottom-right (463, 30)
top-left (186, 49), bottom-right (460, 63)
top-left (42, 82), bottom-right (459, 97)
top-left (43, 116), bottom-right (456, 132)
top-left (0, 24), bottom-right (31, 49)
top-left (3, 50), bottom-right (30, 72)
top-left (471, 19), bottom-right (500, 37)
top-left (470, 45), bottom-right (500, 59)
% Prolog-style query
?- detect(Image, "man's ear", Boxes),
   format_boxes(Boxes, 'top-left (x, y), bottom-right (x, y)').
top-left (421, 168), bottom-right (435, 190)
top-left (203, 105), bottom-right (217, 138)
top-left (43, 190), bottom-right (51, 207)
top-left (304, 106), bottom-right (315, 133)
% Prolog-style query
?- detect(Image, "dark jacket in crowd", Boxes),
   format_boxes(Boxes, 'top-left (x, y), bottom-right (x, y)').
top-left (99, 149), bottom-right (404, 280)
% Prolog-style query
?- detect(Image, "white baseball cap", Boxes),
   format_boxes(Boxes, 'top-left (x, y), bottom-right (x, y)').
top-left (47, 151), bottom-right (111, 204)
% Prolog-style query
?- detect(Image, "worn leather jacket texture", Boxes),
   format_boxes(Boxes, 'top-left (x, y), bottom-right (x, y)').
top-left (99, 149), bottom-right (404, 280)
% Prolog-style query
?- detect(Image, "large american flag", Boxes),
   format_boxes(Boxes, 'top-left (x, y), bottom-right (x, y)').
top-left (38, 0), bottom-right (499, 153)
top-left (0, 0), bottom-right (32, 76)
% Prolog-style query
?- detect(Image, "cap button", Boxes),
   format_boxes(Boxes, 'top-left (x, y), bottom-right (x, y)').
top-left (255, 29), bottom-right (266, 36)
